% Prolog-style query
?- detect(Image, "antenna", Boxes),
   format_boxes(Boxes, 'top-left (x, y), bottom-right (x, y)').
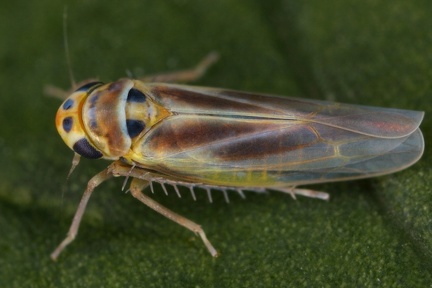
top-left (43, 7), bottom-right (77, 99)
top-left (63, 6), bottom-right (76, 88)
top-left (63, 7), bottom-right (81, 178)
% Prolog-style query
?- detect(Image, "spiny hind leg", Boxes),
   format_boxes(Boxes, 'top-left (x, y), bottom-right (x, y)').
top-left (138, 52), bottom-right (219, 83)
top-left (128, 177), bottom-right (219, 257)
top-left (51, 165), bottom-right (114, 261)
top-left (274, 187), bottom-right (330, 201)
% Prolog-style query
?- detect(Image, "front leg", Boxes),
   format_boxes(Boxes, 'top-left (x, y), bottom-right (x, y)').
top-left (45, 78), bottom-right (99, 100)
top-left (51, 165), bottom-right (114, 261)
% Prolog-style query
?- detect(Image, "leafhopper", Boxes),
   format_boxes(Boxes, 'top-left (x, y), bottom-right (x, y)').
top-left (50, 52), bottom-right (424, 260)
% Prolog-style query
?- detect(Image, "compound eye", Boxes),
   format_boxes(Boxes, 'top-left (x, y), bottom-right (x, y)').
top-left (62, 99), bottom-right (74, 110)
top-left (75, 81), bottom-right (104, 93)
top-left (73, 138), bottom-right (103, 159)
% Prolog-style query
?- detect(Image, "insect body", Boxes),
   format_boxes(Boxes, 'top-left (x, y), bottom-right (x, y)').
top-left (51, 55), bottom-right (424, 260)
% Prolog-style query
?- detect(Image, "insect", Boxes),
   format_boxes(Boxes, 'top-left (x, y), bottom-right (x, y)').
top-left (49, 52), bottom-right (424, 260)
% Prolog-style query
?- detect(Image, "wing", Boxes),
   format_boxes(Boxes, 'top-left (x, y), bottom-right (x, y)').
top-left (144, 83), bottom-right (423, 138)
top-left (129, 84), bottom-right (424, 187)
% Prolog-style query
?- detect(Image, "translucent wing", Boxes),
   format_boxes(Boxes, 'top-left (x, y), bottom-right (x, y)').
top-left (130, 84), bottom-right (424, 187)
top-left (145, 83), bottom-right (423, 138)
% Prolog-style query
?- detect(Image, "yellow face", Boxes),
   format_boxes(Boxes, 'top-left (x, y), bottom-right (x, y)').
top-left (56, 79), bottom-right (139, 160)
top-left (55, 82), bottom-right (105, 159)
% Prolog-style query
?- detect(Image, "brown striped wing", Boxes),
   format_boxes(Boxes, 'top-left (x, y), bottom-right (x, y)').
top-left (131, 84), bottom-right (424, 187)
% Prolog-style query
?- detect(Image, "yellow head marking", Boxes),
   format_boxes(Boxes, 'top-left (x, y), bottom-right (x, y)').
top-left (55, 82), bottom-right (105, 159)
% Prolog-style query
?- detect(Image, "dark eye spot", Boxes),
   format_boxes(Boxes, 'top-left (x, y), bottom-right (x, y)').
top-left (73, 138), bottom-right (103, 159)
top-left (75, 81), bottom-right (104, 92)
top-left (126, 119), bottom-right (145, 138)
top-left (63, 99), bottom-right (74, 110)
top-left (127, 88), bottom-right (146, 103)
top-left (62, 117), bottom-right (73, 132)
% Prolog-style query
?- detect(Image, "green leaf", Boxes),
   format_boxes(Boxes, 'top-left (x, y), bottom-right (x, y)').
top-left (1, 0), bottom-right (431, 286)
